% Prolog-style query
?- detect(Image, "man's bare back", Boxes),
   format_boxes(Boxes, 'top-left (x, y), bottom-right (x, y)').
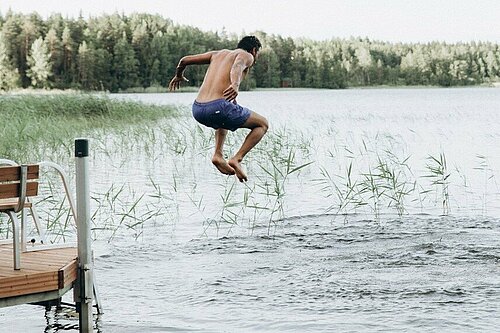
top-left (196, 49), bottom-right (252, 102)
top-left (169, 36), bottom-right (268, 183)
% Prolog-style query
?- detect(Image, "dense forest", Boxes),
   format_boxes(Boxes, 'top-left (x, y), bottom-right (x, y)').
top-left (0, 11), bottom-right (499, 92)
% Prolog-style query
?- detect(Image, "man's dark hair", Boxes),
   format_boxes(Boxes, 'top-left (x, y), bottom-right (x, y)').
top-left (237, 36), bottom-right (262, 53)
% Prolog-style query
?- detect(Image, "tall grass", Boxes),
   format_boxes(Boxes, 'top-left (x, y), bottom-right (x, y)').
top-left (0, 93), bottom-right (179, 161)
top-left (315, 146), bottom-right (455, 219)
top-left (257, 149), bottom-right (313, 231)
top-left (316, 161), bottom-right (362, 217)
top-left (375, 154), bottom-right (415, 217)
top-left (473, 154), bottom-right (498, 215)
top-left (0, 92), bottom-right (181, 242)
top-left (423, 152), bottom-right (450, 215)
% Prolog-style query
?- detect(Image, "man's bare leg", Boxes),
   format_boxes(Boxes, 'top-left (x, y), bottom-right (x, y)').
top-left (228, 111), bottom-right (269, 182)
top-left (212, 128), bottom-right (235, 175)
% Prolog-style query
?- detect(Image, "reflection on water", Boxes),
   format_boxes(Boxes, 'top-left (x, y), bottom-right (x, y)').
top-left (1, 88), bottom-right (500, 332)
top-left (43, 305), bottom-right (81, 332)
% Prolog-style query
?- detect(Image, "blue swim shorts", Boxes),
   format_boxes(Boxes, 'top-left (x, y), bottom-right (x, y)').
top-left (192, 99), bottom-right (251, 132)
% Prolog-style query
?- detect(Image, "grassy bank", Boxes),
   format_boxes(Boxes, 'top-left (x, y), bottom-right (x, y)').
top-left (0, 93), bottom-right (179, 161)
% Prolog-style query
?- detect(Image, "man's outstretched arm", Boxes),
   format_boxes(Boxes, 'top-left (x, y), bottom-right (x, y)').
top-left (169, 51), bottom-right (215, 91)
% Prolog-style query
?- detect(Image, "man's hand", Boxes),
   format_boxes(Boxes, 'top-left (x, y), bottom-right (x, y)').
top-left (169, 76), bottom-right (189, 91)
top-left (223, 84), bottom-right (239, 102)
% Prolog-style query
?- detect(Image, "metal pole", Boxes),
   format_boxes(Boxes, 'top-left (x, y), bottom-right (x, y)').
top-left (75, 139), bottom-right (93, 333)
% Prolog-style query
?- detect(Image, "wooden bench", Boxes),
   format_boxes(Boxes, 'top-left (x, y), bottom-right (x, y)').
top-left (0, 164), bottom-right (39, 270)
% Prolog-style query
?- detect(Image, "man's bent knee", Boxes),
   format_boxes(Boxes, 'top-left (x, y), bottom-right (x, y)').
top-left (253, 112), bottom-right (269, 132)
top-left (253, 117), bottom-right (268, 134)
top-left (261, 117), bottom-right (269, 133)
top-left (241, 111), bottom-right (268, 131)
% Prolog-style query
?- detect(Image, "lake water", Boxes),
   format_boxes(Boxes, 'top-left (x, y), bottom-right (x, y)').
top-left (1, 88), bottom-right (500, 332)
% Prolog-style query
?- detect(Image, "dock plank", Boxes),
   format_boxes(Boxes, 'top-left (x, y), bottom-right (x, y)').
top-left (0, 244), bottom-right (78, 301)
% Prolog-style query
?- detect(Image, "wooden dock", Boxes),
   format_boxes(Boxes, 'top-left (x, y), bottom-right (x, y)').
top-left (0, 140), bottom-right (97, 332)
top-left (0, 243), bottom-right (78, 307)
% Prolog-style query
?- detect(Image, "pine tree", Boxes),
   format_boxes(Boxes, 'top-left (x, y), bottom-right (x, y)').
top-left (20, 16), bottom-right (41, 87)
top-left (26, 37), bottom-right (52, 88)
top-left (45, 27), bottom-right (63, 86)
top-left (93, 48), bottom-right (113, 91)
top-left (77, 41), bottom-right (94, 89)
top-left (354, 43), bottom-right (373, 85)
top-left (61, 26), bottom-right (74, 84)
top-left (253, 47), bottom-right (281, 88)
top-left (132, 19), bottom-right (152, 87)
top-left (113, 33), bottom-right (139, 91)
top-left (149, 31), bottom-right (172, 86)
top-left (0, 31), bottom-right (19, 90)
top-left (1, 12), bottom-right (25, 89)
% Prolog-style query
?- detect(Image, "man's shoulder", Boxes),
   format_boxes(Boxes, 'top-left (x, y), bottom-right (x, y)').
top-left (214, 49), bottom-right (249, 59)
top-left (211, 49), bottom-right (252, 65)
top-left (211, 49), bottom-right (232, 57)
top-left (222, 48), bottom-right (248, 55)
top-left (233, 49), bottom-right (253, 59)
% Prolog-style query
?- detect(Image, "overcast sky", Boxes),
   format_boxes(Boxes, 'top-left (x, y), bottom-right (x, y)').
top-left (1, 0), bottom-right (499, 43)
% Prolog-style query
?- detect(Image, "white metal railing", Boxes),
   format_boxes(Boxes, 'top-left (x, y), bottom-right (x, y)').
top-left (0, 158), bottom-right (78, 251)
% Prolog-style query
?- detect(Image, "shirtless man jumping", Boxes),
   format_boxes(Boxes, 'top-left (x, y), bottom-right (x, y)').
top-left (169, 36), bottom-right (268, 182)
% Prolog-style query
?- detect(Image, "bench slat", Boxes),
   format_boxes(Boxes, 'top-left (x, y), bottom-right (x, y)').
top-left (0, 182), bottom-right (39, 200)
top-left (0, 165), bottom-right (39, 182)
top-left (0, 198), bottom-right (33, 210)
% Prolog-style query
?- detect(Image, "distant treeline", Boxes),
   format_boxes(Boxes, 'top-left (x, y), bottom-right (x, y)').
top-left (0, 11), bottom-right (499, 92)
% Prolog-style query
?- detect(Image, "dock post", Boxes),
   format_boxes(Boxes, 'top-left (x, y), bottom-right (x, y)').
top-left (75, 139), bottom-right (94, 333)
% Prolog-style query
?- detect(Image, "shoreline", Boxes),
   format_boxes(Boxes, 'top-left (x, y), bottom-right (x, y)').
top-left (1, 84), bottom-right (498, 96)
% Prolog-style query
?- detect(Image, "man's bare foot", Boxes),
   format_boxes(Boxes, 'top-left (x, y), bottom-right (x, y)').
top-left (228, 158), bottom-right (248, 182)
top-left (212, 155), bottom-right (235, 175)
